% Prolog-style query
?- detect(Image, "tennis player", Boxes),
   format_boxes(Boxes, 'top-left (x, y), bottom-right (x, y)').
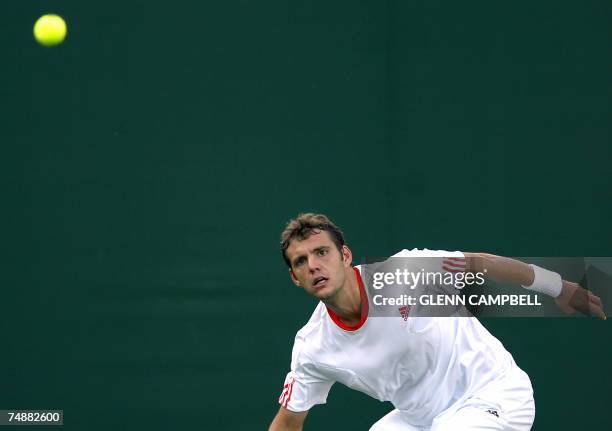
top-left (268, 213), bottom-right (605, 431)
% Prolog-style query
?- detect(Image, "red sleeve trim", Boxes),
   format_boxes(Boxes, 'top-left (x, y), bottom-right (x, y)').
top-left (285, 377), bottom-right (294, 407)
top-left (325, 267), bottom-right (369, 331)
top-left (279, 376), bottom-right (295, 407)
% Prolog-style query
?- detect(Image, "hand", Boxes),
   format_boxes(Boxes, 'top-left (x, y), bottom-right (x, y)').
top-left (555, 280), bottom-right (607, 320)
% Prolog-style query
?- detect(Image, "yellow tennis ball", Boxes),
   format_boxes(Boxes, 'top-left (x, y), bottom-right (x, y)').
top-left (33, 14), bottom-right (67, 47)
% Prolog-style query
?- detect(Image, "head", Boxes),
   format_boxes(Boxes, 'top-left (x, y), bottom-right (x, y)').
top-left (280, 213), bottom-right (353, 300)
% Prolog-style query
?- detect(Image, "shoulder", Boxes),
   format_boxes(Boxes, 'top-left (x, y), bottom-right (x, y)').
top-left (392, 247), bottom-right (464, 258)
top-left (290, 302), bottom-right (328, 368)
top-left (294, 302), bottom-right (327, 344)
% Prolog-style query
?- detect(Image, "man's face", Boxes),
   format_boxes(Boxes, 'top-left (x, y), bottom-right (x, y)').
top-left (285, 230), bottom-right (352, 301)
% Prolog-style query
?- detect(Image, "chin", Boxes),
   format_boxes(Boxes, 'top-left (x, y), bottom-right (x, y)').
top-left (313, 286), bottom-right (337, 301)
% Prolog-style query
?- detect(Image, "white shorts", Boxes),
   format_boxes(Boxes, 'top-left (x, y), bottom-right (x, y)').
top-left (369, 364), bottom-right (535, 431)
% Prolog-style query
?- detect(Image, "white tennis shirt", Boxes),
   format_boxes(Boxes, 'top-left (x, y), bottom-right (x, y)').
top-left (278, 249), bottom-right (516, 426)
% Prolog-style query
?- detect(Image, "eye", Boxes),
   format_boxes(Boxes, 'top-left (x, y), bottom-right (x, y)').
top-left (294, 257), bottom-right (305, 267)
top-left (318, 248), bottom-right (328, 256)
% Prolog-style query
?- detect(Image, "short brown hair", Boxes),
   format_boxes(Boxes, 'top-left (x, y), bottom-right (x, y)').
top-left (280, 213), bottom-right (346, 267)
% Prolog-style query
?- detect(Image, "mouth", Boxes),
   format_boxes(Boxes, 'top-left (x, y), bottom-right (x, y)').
top-left (312, 276), bottom-right (329, 289)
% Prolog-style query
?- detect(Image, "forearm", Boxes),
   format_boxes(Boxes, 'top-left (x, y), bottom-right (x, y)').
top-left (464, 253), bottom-right (535, 286)
top-left (268, 415), bottom-right (303, 431)
top-left (268, 408), bottom-right (307, 431)
top-left (464, 252), bottom-right (606, 318)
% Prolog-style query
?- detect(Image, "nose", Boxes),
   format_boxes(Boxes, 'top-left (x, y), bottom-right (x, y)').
top-left (307, 255), bottom-right (320, 273)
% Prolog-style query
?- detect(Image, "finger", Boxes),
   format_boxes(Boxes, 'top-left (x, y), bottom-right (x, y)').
top-left (588, 299), bottom-right (607, 320)
top-left (588, 291), bottom-right (604, 310)
top-left (586, 291), bottom-right (606, 320)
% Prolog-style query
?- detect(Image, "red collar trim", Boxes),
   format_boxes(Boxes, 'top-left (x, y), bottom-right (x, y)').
top-left (325, 267), bottom-right (369, 331)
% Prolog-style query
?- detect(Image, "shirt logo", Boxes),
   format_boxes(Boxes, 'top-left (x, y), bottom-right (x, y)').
top-left (399, 306), bottom-right (409, 320)
top-left (442, 257), bottom-right (466, 273)
top-left (485, 409), bottom-right (499, 418)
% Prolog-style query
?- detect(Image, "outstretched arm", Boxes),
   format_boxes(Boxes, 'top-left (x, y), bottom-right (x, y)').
top-left (268, 407), bottom-right (308, 431)
top-left (464, 253), bottom-right (606, 320)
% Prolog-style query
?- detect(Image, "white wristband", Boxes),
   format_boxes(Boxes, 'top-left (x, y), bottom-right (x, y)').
top-left (521, 264), bottom-right (563, 298)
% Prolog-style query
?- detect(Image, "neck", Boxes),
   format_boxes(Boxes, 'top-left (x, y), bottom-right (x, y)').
top-left (323, 267), bottom-right (362, 326)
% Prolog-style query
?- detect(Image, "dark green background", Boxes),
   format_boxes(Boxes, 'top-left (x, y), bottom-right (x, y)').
top-left (2, 1), bottom-right (610, 429)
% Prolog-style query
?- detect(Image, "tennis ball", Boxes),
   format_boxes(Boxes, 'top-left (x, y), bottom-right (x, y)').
top-left (33, 14), bottom-right (67, 47)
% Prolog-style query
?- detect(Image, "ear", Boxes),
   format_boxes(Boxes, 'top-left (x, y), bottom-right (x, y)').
top-left (289, 268), bottom-right (301, 287)
top-left (342, 245), bottom-right (353, 267)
